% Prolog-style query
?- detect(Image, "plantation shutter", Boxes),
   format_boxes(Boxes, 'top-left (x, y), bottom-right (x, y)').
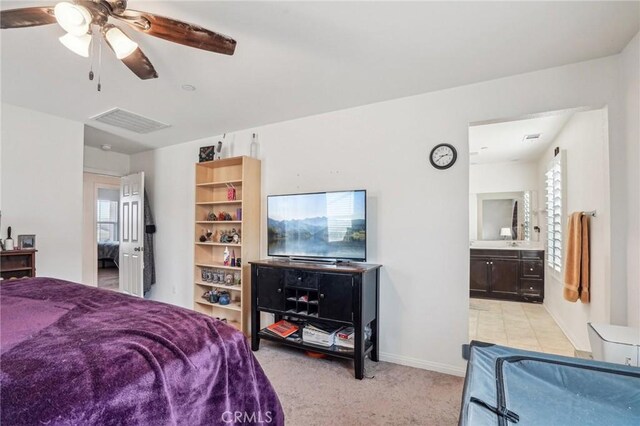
top-left (545, 155), bottom-right (563, 272)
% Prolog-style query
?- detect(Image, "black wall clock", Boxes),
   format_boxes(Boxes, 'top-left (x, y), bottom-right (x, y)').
top-left (429, 143), bottom-right (457, 170)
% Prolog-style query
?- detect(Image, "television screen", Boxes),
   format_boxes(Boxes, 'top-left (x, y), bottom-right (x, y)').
top-left (267, 190), bottom-right (366, 261)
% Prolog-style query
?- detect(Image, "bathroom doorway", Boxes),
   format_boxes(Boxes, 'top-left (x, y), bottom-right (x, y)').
top-left (467, 106), bottom-right (611, 358)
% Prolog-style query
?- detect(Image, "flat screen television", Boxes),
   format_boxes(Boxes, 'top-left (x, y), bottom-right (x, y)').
top-left (267, 190), bottom-right (366, 261)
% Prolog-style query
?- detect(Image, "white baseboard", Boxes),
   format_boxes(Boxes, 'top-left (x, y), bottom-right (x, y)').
top-left (542, 305), bottom-right (589, 351)
top-left (379, 351), bottom-right (467, 377)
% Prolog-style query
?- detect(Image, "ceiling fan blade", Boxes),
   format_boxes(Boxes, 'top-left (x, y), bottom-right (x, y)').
top-left (1, 7), bottom-right (56, 29)
top-left (113, 10), bottom-right (236, 55)
top-left (118, 47), bottom-right (159, 80)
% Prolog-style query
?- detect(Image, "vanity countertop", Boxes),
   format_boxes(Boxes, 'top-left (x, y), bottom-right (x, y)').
top-left (469, 246), bottom-right (542, 250)
top-left (470, 244), bottom-right (544, 251)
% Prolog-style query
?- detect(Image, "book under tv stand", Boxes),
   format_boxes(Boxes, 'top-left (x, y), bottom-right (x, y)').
top-left (250, 259), bottom-right (381, 379)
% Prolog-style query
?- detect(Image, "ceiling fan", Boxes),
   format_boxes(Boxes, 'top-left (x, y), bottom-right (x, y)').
top-left (0, 0), bottom-right (236, 82)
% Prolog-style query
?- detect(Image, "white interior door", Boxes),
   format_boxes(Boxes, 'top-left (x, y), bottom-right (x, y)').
top-left (119, 172), bottom-right (144, 297)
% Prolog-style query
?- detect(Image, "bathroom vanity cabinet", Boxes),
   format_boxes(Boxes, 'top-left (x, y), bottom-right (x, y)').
top-left (470, 249), bottom-right (544, 303)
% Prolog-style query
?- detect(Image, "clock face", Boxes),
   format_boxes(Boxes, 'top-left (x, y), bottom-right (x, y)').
top-left (430, 143), bottom-right (457, 170)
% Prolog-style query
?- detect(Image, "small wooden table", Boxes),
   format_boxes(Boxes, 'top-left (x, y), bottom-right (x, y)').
top-left (1, 249), bottom-right (37, 280)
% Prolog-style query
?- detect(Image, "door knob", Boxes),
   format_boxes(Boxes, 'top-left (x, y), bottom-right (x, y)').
top-left (320, 294), bottom-right (325, 299)
top-left (277, 288), bottom-right (282, 293)
top-left (134, 247), bottom-right (142, 252)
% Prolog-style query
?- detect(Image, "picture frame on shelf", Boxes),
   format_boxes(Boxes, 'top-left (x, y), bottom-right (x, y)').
top-left (17, 235), bottom-right (36, 249)
top-left (199, 145), bottom-right (215, 163)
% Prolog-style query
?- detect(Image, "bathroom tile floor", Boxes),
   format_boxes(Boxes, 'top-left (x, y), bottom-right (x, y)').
top-left (469, 298), bottom-right (576, 357)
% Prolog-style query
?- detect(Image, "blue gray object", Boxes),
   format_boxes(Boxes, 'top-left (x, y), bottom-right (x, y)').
top-left (218, 292), bottom-right (230, 305)
top-left (459, 341), bottom-right (640, 425)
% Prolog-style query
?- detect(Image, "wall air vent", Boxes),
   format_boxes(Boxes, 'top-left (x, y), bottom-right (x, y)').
top-left (523, 133), bottom-right (541, 142)
top-left (90, 108), bottom-right (170, 134)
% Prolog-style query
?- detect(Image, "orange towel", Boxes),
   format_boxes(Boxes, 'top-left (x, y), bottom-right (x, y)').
top-left (563, 212), bottom-right (590, 303)
top-left (580, 214), bottom-right (590, 303)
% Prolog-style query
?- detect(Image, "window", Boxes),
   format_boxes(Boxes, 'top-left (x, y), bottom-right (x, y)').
top-left (523, 191), bottom-right (531, 241)
top-left (97, 199), bottom-right (119, 242)
top-left (545, 155), bottom-right (563, 273)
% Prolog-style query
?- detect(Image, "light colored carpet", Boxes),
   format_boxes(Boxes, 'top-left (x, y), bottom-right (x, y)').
top-left (253, 341), bottom-right (464, 425)
top-left (97, 267), bottom-right (119, 291)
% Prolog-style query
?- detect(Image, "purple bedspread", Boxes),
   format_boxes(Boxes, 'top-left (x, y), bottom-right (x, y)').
top-left (0, 278), bottom-right (283, 425)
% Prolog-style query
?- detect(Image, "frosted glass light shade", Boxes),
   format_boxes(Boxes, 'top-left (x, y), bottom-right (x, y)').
top-left (54, 2), bottom-right (91, 36)
top-left (59, 33), bottom-right (91, 57)
top-left (105, 26), bottom-right (138, 59)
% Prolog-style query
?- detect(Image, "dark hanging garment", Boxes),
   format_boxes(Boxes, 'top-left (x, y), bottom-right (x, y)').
top-left (511, 200), bottom-right (518, 239)
top-left (143, 190), bottom-right (156, 294)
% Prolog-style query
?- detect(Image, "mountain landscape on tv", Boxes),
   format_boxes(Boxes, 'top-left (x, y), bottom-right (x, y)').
top-left (268, 216), bottom-right (366, 259)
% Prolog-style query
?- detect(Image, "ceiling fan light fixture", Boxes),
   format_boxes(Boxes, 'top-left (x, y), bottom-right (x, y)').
top-left (104, 25), bottom-right (138, 59)
top-left (54, 2), bottom-right (92, 36)
top-left (59, 32), bottom-right (91, 57)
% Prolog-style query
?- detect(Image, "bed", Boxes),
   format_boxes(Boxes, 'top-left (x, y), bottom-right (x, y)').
top-left (0, 277), bottom-right (284, 425)
top-left (459, 341), bottom-right (640, 425)
top-left (98, 240), bottom-right (119, 267)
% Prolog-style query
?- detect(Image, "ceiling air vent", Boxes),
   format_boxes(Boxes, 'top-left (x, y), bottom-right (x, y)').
top-left (90, 108), bottom-right (170, 134)
top-left (523, 133), bottom-right (541, 142)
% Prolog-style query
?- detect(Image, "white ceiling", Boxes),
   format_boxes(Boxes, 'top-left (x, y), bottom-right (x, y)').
top-left (1, 1), bottom-right (638, 154)
top-left (468, 112), bottom-right (575, 165)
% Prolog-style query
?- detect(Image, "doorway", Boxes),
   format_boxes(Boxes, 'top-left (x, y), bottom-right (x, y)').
top-left (82, 173), bottom-right (121, 290)
top-left (468, 106), bottom-right (611, 358)
top-left (97, 187), bottom-right (120, 290)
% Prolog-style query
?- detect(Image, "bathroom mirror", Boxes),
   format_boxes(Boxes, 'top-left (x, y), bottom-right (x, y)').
top-left (476, 191), bottom-right (537, 241)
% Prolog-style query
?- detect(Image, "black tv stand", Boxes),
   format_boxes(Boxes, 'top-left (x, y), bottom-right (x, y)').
top-left (250, 259), bottom-right (382, 379)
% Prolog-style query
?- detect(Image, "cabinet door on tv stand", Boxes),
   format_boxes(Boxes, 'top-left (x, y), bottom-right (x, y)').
top-left (257, 267), bottom-right (285, 311)
top-left (318, 273), bottom-right (354, 322)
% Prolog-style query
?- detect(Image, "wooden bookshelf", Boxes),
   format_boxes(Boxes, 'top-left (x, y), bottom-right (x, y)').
top-left (193, 156), bottom-right (260, 336)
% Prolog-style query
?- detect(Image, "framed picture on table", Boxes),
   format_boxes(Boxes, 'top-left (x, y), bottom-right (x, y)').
top-left (17, 235), bottom-right (36, 249)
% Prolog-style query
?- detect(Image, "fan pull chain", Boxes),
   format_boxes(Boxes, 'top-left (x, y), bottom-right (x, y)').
top-left (88, 30), bottom-right (94, 81)
top-left (97, 34), bottom-right (102, 92)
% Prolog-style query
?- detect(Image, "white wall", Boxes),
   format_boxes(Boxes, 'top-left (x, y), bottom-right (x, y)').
top-left (83, 145), bottom-right (130, 177)
top-left (131, 51), bottom-right (634, 376)
top-left (538, 108), bottom-right (610, 351)
top-left (129, 145), bottom-right (200, 307)
top-left (620, 33), bottom-right (640, 328)
top-left (469, 161), bottom-right (539, 240)
top-left (1, 103), bottom-right (84, 282)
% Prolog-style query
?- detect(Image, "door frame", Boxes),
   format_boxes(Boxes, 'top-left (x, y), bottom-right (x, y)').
top-left (82, 172), bottom-right (121, 286)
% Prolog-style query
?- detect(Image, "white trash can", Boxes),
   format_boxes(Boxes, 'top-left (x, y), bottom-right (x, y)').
top-left (587, 322), bottom-right (640, 366)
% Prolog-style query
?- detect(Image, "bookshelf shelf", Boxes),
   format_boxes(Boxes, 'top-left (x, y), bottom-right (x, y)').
top-left (195, 299), bottom-right (242, 312)
top-left (195, 281), bottom-right (242, 292)
top-left (195, 242), bottom-right (242, 247)
top-left (195, 263), bottom-right (241, 271)
top-left (193, 156), bottom-right (261, 336)
top-left (196, 179), bottom-right (243, 188)
top-left (196, 200), bottom-right (242, 206)
top-left (196, 221), bottom-right (242, 224)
